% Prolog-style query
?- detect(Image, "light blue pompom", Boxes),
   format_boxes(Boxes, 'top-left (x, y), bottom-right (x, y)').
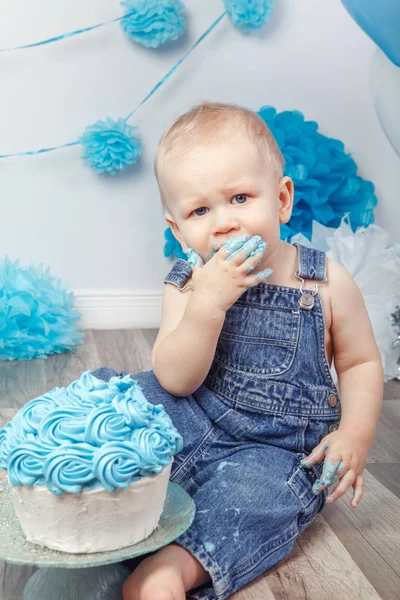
top-left (120, 0), bottom-right (185, 48)
top-left (258, 106), bottom-right (378, 241)
top-left (80, 117), bottom-right (142, 175)
top-left (223, 0), bottom-right (275, 33)
top-left (163, 227), bottom-right (186, 260)
top-left (0, 257), bottom-right (83, 361)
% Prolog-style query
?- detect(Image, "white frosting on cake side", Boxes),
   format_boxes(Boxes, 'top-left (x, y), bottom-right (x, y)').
top-left (11, 462), bottom-right (172, 553)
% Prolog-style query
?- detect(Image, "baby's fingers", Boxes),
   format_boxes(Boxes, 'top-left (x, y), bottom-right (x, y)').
top-left (301, 438), bottom-right (330, 469)
top-left (250, 268), bottom-right (273, 284)
top-left (225, 235), bottom-right (261, 262)
top-left (221, 235), bottom-right (250, 257)
top-left (325, 470), bottom-right (357, 505)
top-left (312, 458), bottom-right (343, 494)
top-left (350, 474), bottom-right (364, 508)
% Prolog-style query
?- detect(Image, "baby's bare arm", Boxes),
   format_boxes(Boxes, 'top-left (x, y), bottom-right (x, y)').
top-left (152, 238), bottom-right (271, 397)
top-left (152, 283), bottom-right (225, 397)
top-left (329, 259), bottom-right (383, 444)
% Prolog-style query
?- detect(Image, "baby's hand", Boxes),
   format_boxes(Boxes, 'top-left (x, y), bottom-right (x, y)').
top-left (184, 235), bottom-right (271, 313)
top-left (301, 429), bottom-right (370, 508)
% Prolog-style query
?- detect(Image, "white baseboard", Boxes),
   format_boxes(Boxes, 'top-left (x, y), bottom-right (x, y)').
top-left (73, 291), bottom-right (163, 329)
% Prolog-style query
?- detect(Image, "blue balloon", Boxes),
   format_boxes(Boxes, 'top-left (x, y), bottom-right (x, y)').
top-left (341, 0), bottom-right (400, 67)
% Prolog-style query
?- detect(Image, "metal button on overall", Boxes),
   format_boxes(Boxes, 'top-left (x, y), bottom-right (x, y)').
top-left (328, 393), bottom-right (337, 407)
top-left (328, 423), bottom-right (339, 433)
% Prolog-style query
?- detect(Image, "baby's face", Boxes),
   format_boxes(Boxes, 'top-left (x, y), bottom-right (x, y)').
top-left (161, 133), bottom-right (290, 264)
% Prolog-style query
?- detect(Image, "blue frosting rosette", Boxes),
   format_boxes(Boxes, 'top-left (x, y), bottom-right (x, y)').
top-left (0, 371), bottom-right (183, 495)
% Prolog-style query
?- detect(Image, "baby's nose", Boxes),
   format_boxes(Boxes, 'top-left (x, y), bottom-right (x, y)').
top-left (212, 215), bottom-right (239, 234)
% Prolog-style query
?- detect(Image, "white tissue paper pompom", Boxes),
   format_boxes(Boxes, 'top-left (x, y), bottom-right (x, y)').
top-left (292, 218), bottom-right (400, 380)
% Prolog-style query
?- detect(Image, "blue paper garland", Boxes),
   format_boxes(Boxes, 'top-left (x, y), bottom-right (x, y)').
top-left (0, 0), bottom-right (275, 54)
top-left (120, 0), bottom-right (186, 48)
top-left (223, 0), bottom-right (275, 33)
top-left (0, 11), bottom-right (227, 171)
top-left (0, 1), bottom-right (186, 53)
top-left (0, 1), bottom-right (277, 170)
top-left (80, 118), bottom-right (142, 175)
top-left (163, 106), bottom-right (377, 258)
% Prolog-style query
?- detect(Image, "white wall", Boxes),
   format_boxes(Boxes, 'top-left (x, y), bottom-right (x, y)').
top-left (1, 0), bottom-right (399, 325)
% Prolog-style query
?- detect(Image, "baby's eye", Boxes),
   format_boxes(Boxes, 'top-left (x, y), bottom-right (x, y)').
top-left (232, 194), bottom-right (248, 204)
top-left (192, 207), bottom-right (209, 217)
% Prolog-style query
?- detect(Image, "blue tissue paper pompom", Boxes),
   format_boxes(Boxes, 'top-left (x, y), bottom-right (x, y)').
top-left (80, 117), bottom-right (142, 175)
top-left (258, 106), bottom-right (378, 241)
top-left (163, 227), bottom-right (186, 260)
top-left (120, 0), bottom-right (185, 48)
top-left (223, 0), bottom-right (275, 33)
top-left (0, 257), bottom-right (83, 361)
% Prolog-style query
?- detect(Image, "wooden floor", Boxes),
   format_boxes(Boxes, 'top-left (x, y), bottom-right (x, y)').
top-left (1, 329), bottom-right (400, 600)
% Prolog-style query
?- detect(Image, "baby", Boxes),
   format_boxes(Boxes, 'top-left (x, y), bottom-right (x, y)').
top-left (94, 102), bottom-right (383, 600)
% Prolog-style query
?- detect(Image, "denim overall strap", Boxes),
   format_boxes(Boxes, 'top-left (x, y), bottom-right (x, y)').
top-left (294, 244), bottom-right (327, 282)
top-left (164, 258), bottom-right (193, 290)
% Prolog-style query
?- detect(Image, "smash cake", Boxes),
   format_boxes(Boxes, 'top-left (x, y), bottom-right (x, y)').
top-left (0, 371), bottom-right (183, 553)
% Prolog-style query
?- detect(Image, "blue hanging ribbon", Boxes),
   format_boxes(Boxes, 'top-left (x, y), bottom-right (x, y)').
top-left (0, 140), bottom-right (80, 159)
top-left (0, 11), bottom-right (227, 160)
top-left (125, 11), bottom-right (226, 122)
top-left (0, 10), bottom-right (138, 53)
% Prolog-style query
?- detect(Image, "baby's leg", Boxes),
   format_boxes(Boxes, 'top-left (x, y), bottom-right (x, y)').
top-left (122, 543), bottom-right (210, 600)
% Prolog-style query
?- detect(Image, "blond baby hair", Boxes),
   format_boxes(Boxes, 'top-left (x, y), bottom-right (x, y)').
top-left (154, 101), bottom-right (284, 211)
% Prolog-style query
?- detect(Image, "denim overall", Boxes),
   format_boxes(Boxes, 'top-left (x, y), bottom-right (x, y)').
top-left (92, 243), bottom-right (341, 600)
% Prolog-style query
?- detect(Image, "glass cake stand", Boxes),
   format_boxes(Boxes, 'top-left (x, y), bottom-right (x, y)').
top-left (0, 477), bottom-right (196, 599)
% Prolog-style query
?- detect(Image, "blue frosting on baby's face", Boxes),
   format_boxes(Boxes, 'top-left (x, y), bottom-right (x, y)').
top-left (0, 371), bottom-right (183, 496)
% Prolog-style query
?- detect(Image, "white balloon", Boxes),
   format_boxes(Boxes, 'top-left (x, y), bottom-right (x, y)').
top-left (371, 47), bottom-right (400, 158)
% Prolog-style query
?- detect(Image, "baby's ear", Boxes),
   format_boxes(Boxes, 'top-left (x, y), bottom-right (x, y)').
top-left (278, 177), bottom-right (294, 224)
top-left (165, 212), bottom-right (187, 250)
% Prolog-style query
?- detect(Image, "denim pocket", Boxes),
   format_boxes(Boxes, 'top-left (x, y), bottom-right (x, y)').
top-left (287, 455), bottom-right (324, 533)
top-left (215, 305), bottom-right (301, 376)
